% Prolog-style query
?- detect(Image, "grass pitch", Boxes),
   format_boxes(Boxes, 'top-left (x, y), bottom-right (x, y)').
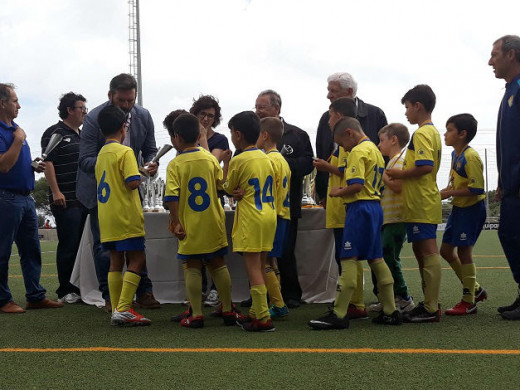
top-left (1, 231), bottom-right (519, 390)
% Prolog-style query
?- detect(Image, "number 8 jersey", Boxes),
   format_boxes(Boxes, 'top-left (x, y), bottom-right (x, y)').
top-left (95, 141), bottom-right (145, 243)
top-left (164, 147), bottom-right (228, 255)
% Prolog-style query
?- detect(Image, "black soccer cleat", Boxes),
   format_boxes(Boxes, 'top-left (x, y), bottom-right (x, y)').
top-left (308, 310), bottom-right (349, 330)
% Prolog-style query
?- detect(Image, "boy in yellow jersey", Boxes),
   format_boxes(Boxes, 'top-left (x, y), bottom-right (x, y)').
top-left (163, 113), bottom-right (238, 328)
top-left (309, 117), bottom-right (401, 330)
top-left (313, 97), bottom-right (367, 320)
top-left (386, 84), bottom-right (442, 323)
top-left (256, 117), bottom-right (291, 319)
top-left (224, 111), bottom-right (277, 332)
top-left (377, 123), bottom-right (415, 312)
top-left (439, 114), bottom-right (488, 315)
top-left (95, 105), bottom-right (150, 326)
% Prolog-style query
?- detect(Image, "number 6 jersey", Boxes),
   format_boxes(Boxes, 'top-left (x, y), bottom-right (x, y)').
top-left (164, 147), bottom-right (228, 255)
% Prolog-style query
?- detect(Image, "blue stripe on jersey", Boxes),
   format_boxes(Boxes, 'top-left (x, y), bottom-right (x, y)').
top-left (338, 166), bottom-right (345, 173)
top-left (347, 178), bottom-right (364, 185)
top-left (416, 159), bottom-right (433, 166)
top-left (180, 149), bottom-right (199, 154)
top-left (164, 195), bottom-right (179, 202)
top-left (125, 175), bottom-right (141, 183)
top-left (469, 187), bottom-right (484, 195)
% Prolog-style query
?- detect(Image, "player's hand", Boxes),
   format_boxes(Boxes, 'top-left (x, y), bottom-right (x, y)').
top-left (221, 149), bottom-right (232, 164)
top-left (168, 218), bottom-right (176, 234)
top-left (13, 127), bottom-right (26, 143)
top-left (33, 158), bottom-right (46, 173)
top-left (385, 168), bottom-right (402, 179)
top-left (312, 158), bottom-right (330, 172)
top-left (329, 187), bottom-right (343, 198)
top-left (52, 191), bottom-right (66, 207)
top-left (146, 161), bottom-right (158, 176)
top-left (319, 198), bottom-right (327, 209)
top-left (174, 223), bottom-right (186, 240)
top-left (233, 187), bottom-right (245, 201)
top-left (440, 188), bottom-right (451, 200)
top-left (496, 187), bottom-right (502, 201)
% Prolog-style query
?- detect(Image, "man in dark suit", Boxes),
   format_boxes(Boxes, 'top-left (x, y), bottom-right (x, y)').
top-left (76, 73), bottom-right (159, 311)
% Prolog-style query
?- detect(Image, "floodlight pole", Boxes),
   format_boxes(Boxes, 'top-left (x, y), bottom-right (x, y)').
top-left (128, 0), bottom-right (143, 106)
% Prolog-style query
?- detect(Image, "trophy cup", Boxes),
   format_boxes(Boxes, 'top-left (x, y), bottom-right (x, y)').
top-left (139, 144), bottom-right (173, 177)
top-left (301, 170), bottom-right (317, 206)
top-left (142, 176), bottom-right (151, 212)
top-left (31, 133), bottom-right (63, 169)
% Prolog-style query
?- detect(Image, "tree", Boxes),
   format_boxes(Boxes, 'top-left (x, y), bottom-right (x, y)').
top-left (33, 177), bottom-right (51, 218)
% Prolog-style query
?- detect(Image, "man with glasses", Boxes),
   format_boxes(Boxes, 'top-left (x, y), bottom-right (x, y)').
top-left (41, 92), bottom-right (89, 304)
top-left (77, 74), bottom-right (159, 311)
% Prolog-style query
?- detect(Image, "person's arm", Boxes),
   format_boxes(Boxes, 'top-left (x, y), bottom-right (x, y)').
top-left (78, 114), bottom-right (102, 174)
top-left (284, 128), bottom-right (314, 177)
top-left (440, 187), bottom-right (474, 200)
top-left (44, 161), bottom-right (66, 207)
top-left (329, 183), bottom-right (363, 197)
top-left (382, 171), bottom-right (402, 193)
top-left (198, 126), bottom-right (209, 151)
top-left (219, 149), bottom-right (232, 185)
top-left (140, 110), bottom-right (158, 176)
top-left (386, 164), bottom-right (432, 180)
top-left (313, 158), bottom-right (342, 177)
top-left (165, 200), bottom-right (185, 240)
top-left (125, 177), bottom-right (141, 191)
top-left (0, 127), bottom-right (25, 174)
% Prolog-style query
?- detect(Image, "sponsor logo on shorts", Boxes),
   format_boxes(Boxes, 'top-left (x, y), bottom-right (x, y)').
top-left (344, 241), bottom-right (352, 250)
top-left (460, 232), bottom-right (467, 241)
top-left (413, 225), bottom-right (420, 235)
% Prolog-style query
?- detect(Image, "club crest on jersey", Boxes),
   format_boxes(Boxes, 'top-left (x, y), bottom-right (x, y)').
top-left (418, 148), bottom-right (425, 155)
top-left (63, 137), bottom-right (71, 143)
top-left (350, 166), bottom-right (357, 174)
top-left (508, 95), bottom-right (514, 107)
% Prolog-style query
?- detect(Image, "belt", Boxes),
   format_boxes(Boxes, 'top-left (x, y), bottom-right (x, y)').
top-left (1, 188), bottom-right (31, 196)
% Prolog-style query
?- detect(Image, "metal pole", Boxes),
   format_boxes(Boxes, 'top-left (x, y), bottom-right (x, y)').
top-left (485, 148), bottom-right (490, 217)
top-left (136, 0), bottom-right (143, 106)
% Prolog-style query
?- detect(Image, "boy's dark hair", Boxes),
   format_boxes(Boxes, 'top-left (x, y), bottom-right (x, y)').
top-left (189, 95), bottom-right (222, 128)
top-left (98, 105), bottom-right (127, 137)
top-left (446, 113), bottom-right (478, 143)
top-left (329, 97), bottom-right (357, 118)
top-left (333, 116), bottom-right (363, 137)
top-left (228, 111), bottom-right (260, 145)
top-left (401, 84), bottom-right (436, 113)
top-left (378, 123), bottom-right (410, 148)
top-left (163, 109), bottom-right (189, 136)
top-left (260, 117), bottom-right (283, 144)
top-left (109, 73), bottom-right (137, 93)
top-left (58, 92), bottom-right (86, 120)
top-left (172, 113), bottom-right (200, 144)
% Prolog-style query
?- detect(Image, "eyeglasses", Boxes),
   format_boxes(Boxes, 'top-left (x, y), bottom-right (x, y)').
top-left (73, 106), bottom-right (88, 114)
top-left (254, 105), bottom-right (272, 111)
top-left (197, 112), bottom-right (215, 120)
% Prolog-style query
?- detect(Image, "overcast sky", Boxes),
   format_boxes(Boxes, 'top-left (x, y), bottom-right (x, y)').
top-left (2, 0), bottom-right (518, 188)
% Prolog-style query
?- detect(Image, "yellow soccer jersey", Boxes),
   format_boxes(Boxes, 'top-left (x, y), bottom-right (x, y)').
top-left (223, 147), bottom-right (277, 252)
top-left (164, 147), bottom-right (227, 255)
top-left (402, 123), bottom-right (442, 224)
top-left (448, 146), bottom-right (485, 208)
top-left (95, 141), bottom-right (144, 243)
top-left (343, 137), bottom-right (385, 204)
top-left (381, 153), bottom-right (405, 225)
top-left (266, 148), bottom-right (291, 220)
top-left (326, 146), bottom-right (348, 228)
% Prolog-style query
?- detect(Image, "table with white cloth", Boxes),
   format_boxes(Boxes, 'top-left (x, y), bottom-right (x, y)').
top-left (71, 207), bottom-right (339, 306)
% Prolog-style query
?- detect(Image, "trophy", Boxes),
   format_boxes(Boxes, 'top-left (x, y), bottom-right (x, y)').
top-left (139, 144), bottom-right (173, 177)
top-left (141, 176), bottom-right (152, 212)
top-left (31, 133), bottom-right (63, 169)
top-left (153, 178), bottom-right (165, 212)
top-left (301, 169), bottom-right (317, 206)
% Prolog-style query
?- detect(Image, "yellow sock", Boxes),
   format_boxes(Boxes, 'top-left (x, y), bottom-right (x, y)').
top-left (265, 264), bottom-right (285, 308)
top-left (333, 260), bottom-right (357, 319)
top-left (210, 265), bottom-right (232, 312)
top-left (274, 266), bottom-right (281, 284)
top-left (423, 254), bottom-right (442, 313)
top-left (250, 285), bottom-right (269, 322)
top-left (185, 267), bottom-right (203, 317)
top-left (370, 261), bottom-right (396, 315)
top-left (419, 267), bottom-right (425, 293)
top-left (108, 271), bottom-right (123, 313)
top-left (448, 258), bottom-right (463, 281)
top-left (350, 261), bottom-right (365, 310)
top-left (117, 271), bottom-right (141, 312)
top-left (461, 263), bottom-right (476, 304)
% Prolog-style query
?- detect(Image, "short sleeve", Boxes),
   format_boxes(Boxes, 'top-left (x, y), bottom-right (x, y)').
top-left (345, 148), bottom-right (365, 186)
top-left (164, 159), bottom-right (180, 201)
top-left (413, 129), bottom-right (434, 167)
top-left (466, 151), bottom-right (485, 194)
top-left (121, 148), bottom-right (140, 183)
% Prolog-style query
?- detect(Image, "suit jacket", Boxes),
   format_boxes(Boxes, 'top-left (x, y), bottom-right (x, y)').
top-left (76, 101), bottom-right (157, 209)
top-left (315, 97), bottom-right (387, 199)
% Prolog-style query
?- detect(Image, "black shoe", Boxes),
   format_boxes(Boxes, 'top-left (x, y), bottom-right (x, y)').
top-left (286, 298), bottom-right (301, 309)
top-left (372, 310), bottom-right (402, 325)
top-left (308, 310), bottom-right (349, 330)
top-left (240, 297), bottom-right (252, 308)
top-left (497, 296), bottom-right (520, 314)
top-left (402, 302), bottom-right (440, 323)
top-left (501, 306), bottom-right (520, 320)
top-left (171, 306), bottom-right (192, 322)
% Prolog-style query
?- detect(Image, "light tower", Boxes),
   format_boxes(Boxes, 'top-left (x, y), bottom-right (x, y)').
top-left (128, 0), bottom-right (143, 106)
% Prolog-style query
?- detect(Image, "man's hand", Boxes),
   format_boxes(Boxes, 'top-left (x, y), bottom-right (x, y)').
top-left (33, 158), bottom-right (45, 173)
top-left (221, 149), bottom-right (232, 164)
top-left (13, 127), bottom-right (26, 143)
top-left (233, 187), bottom-right (245, 201)
top-left (52, 191), bottom-right (66, 207)
top-left (146, 161), bottom-right (158, 176)
top-left (329, 187), bottom-right (343, 198)
top-left (496, 187), bottom-right (502, 201)
top-left (312, 158), bottom-right (330, 172)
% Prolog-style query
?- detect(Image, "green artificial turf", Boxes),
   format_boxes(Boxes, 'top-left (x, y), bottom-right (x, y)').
top-left (1, 231), bottom-right (519, 390)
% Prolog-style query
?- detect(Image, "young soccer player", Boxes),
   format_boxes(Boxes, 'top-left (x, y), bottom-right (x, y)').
top-left (377, 123), bottom-right (415, 312)
top-left (313, 97), bottom-right (367, 320)
top-left (163, 113), bottom-right (237, 328)
top-left (386, 84), bottom-right (443, 323)
top-left (309, 117), bottom-right (400, 330)
top-left (256, 117), bottom-right (291, 319)
top-left (440, 114), bottom-right (487, 315)
top-left (95, 105), bottom-right (150, 326)
top-left (224, 111), bottom-right (277, 332)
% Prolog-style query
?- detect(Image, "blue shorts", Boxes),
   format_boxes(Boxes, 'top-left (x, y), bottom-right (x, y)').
top-left (268, 217), bottom-right (289, 258)
top-left (178, 246), bottom-right (228, 261)
top-left (443, 201), bottom-right (486, 247)
top-left (340, 201), bottom-right (383, 260)
top-left (102, 236), bottom-right (145, 251)
top-left (406, 223), bottom-right (437, 243)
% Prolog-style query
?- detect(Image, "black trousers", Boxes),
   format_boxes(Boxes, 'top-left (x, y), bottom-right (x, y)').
top-left (278, 218), bottom-right (302, 301)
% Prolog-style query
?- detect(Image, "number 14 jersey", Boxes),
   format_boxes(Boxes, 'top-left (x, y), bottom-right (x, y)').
top-left (164, 147), bottom-right (228, 255)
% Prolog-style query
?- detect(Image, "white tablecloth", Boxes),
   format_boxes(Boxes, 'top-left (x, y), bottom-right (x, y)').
top-left (71, 208), bottom-right (338, 306)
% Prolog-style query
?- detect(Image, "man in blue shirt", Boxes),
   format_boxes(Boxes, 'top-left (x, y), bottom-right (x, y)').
top-left (489, 35), bottom-right (520, 320)
top-left (0, 83), bottom-right (64, 313)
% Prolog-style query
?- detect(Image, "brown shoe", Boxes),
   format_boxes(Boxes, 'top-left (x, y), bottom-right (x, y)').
top-left (1, 301), bottom-right (26, 314)
top-left (104, 300), bottom-right (112, 313)
top-left (26, 298), bottom-right (65, 310)
top-left (135, 292), bottom-right (161, 309)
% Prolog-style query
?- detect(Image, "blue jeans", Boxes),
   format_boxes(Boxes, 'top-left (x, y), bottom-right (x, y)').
top-left (0, 189), bottom-right (46, 306)
top-left (89, 207), bottom-right (153, 301)
top-left (51, 203), bottom-right (88, 298)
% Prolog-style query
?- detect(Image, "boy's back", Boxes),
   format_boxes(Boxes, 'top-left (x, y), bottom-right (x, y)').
top-left (266, 148), bottom-right (291, 220)
top-left (95, 141), bottom-right (144, 242)
top-left (402, 124), bottom-right (442, 223)
top-left (164, 147), bottom-right (227, 254)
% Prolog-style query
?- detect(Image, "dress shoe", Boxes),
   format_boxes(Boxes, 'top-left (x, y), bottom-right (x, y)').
top-left (240, 297), bottom-right (252, 308)
top-left (286, 298), bottom-right (301, 309)
top-left (1, 301), bottom-right (26, 314)
top-left (26, 298), bottom-right (64, 310)
top-left (135, 292), bottom-right (161, 309)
